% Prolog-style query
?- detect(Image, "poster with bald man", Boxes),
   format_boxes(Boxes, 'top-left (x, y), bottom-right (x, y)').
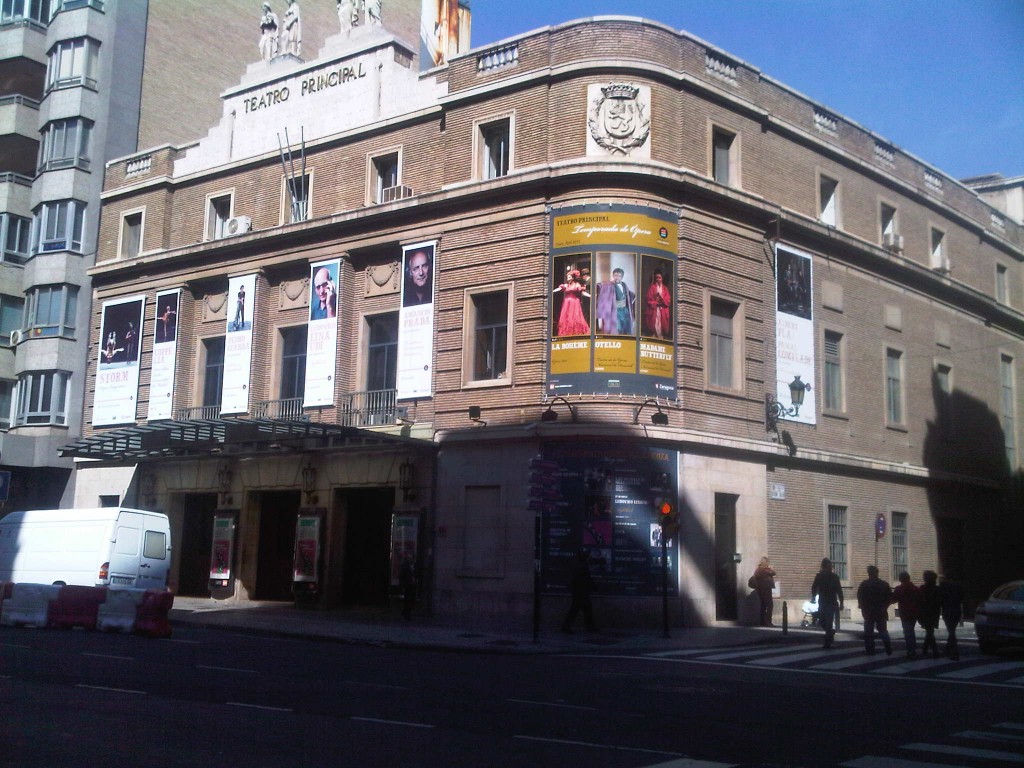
top-left (304, 259), bottom-right (340, 407)
top-left (397, 241), bottom-right (436, 399)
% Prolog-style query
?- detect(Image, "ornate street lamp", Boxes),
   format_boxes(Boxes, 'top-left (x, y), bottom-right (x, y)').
top-left (765, 375), bottom-right (811, 438)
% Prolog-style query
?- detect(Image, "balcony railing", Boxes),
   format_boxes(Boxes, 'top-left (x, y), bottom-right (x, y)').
top-left (253, 397), bottom-right (305, 421)
top-left (340, 388), bottom-right (398, 427)
top-left (175, 405), bottom-right (220, 421)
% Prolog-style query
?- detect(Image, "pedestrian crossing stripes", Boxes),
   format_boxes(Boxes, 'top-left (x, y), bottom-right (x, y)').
top-left (642, 642), bottom-right (1024, 685)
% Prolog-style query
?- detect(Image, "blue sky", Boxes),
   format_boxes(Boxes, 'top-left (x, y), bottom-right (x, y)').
top-left (467, 0), bottom-right (1024, 180)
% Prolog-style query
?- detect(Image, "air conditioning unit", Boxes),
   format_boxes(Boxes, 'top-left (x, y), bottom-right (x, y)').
top-left (381, 185), bottom-right (414, 203)
top-left (8, 329), bottom-right (22, 346)
top-left (225, 215), bottom-right (252, 236)
top-left (883, 232), bottom-right (904, 252)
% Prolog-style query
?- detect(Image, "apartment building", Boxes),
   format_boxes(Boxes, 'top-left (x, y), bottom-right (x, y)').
top-left (66, 10), bottom-right (1022, 625)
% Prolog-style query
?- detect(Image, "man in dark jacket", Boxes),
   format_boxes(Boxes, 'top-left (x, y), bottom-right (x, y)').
top-left (856, 565), bottom-right (893, 656)
top-left (561, 550), bottom-right (597, 633)
top-left (811, 557), bottom-right (844, 648)
top-left (937, 572), bottom-right (965, 660)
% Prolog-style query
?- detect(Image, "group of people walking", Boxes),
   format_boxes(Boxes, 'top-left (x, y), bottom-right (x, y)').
top-left (754, 557), bottom-right (965, 659)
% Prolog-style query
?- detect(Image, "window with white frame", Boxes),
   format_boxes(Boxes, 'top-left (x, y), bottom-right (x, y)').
top-left (929, 227), bottom-right (948, 272)
top-left (827, 504), bottom-right (848, 581)
top-left (32, 199), bottom-right (85, 253)
top-left (119, 211), bottom-right (142, 259)
top-left (25, 284), bottom-right (77, 338)
top-left (1001, 354), bottom-right (1017, 467)
top-left (0, 379), bottom-right (13, 431)
top-left (38, 117), bottom-right (92, 172)
top-left (1, 0), bottom-right (53, 25)
top-left (880, 202), bottom-right (898, 246)
top-left (995, 263), bottom-right (1008, 305)
top-left (479, 118), bottom-right (511, 180)
top-left (823, 329), bottom-right (844, 412)
top-left (711, 127), bottom-right (737, 186)
top-left (371, 152), bottom-right (400, 204)
top-left (1, 213), bottom-right (31, 264)
top-left (708, 296), bottom-right (741, 390)
top-left (46, 37), bottom-right (100, 90)
top-left (885, 347), bottom-right (904, 425)
top-left (205, 193), bottom-right (232, 241)
top-left (818, 174), bottom-right (840, 227)
top-left (891, 511), bottom-right (908, 582)
top-left (0, 293), bottom-right (24, 345)
top-left (14, 370), bottom-right (70, 425)
top-left (463, 287), bottom-right (510, 385)
top-left (283, 172), bottom-right (310, 223)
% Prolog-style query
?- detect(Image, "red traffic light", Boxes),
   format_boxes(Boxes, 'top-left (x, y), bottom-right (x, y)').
top-left (658, 501), bottom-right (673, 516)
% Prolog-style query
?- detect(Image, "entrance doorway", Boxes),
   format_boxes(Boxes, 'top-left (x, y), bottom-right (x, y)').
top-left (255, 490), bottom-right (302, 601)
top-left (714, 493), bottom-right (739, 621)
top-left (178, 493), bottom-right (219, 596)
top-left (341, 488), bottom-right (394, 606)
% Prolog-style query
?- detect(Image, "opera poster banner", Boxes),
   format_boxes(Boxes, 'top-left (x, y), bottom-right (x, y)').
top-left (222, 274), bottom-right (257, 415)
top-left (93, 294), bottom-right (146, 426)
top-left (397, 240), bottom-right (435, 400)
top-left (304, 259), bottom-right (340, 407)
top-left (548, 204), bottom-right (677, 398)
top-left (146, 290), bottom-right (180, 421)
top-left (539, 442), bottom-right (678, 597)
top-left (774, 243), bottom-right (816, 425)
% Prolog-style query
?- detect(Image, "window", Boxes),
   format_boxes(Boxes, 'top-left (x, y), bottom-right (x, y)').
top-left (1, 214), bottom-right (31, 264)
top-left (464, 287), bottom-right (510, 384)
top-left (143, 530), bottom-right (167, 560)
top-left (14, 370), bottom-right (70, 425)
top-left (827, 504), bottom-right (848, 581)
top-left (202, 337), bottom-right (225, 408)
top-left (0, 380), bottom-right (13, 431)
top-left (366, 313), bottom-right (398, 391)
top-left (708, 297), bottom-right (740, 389)
top-left (1001, 354), bottom-right (1016, 467)
top-left (284, 172), bottom-right (310, 223)
top-left (205, 193), bottom-right (232, 241)
top-left (38, 118), bottom-right (92, 172)
top-left (25, 284), bottom-right (77, 337)
top-left (99, 494), bottom-right (118, 508)
top-left (46, 37), bottom-right (100, 90)
top-left (880, 204), bottom-right (896, 239)
top-left (929, 228), bottom-right (948, 272)
top-left (823, 329), bottom-right (844, 412)
top-left (32, 199), bottom-right (85, 253)
top-left (1, 0), bottom-right (52, 24)
top-left (119, 211), bottom-right (142, 259)
top-left (371, 152), bottom-right (399, 204)
top-left (711, 127), bottom-right (737, 186)
top-left (818, 174), bottom-right (840, 227)
top-left (480, 118), bottom-right (511, 180)
top-left (0, 294), bottom-right (24, 345)
top-left (885, 347), bottom-right (904, 425)
top-left (996, 264), bottom-right (1008, 305)
top-left (891, 512), bottom-right (908, 582)
top-left (279, 325), bottom-right (307, 400)
top-left (935, 362), bottom-right (953, 439)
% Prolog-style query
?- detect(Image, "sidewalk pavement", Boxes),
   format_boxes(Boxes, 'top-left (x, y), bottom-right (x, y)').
top-left (169, 597), bottom-right (975, 655)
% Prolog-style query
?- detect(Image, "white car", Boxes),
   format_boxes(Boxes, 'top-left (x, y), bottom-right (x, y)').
top-left (975, 580), bottom-right (1024, 654)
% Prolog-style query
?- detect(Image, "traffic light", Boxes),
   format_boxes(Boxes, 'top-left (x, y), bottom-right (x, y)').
top-left (654, 496), bottom-right (679, 540)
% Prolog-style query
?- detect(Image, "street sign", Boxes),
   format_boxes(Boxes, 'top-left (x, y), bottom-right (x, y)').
top-left (875, 512), bottom-right (886, 540)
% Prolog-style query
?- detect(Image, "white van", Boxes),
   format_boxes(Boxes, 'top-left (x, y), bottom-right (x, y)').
top-left (0, 508), bottom-right (171, 590)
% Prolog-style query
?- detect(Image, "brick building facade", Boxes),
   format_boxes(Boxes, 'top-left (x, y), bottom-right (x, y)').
top-left (67, 13), bottom-right (1021, 627)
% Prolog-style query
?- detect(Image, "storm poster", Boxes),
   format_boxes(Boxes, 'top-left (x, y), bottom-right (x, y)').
top-left (93, 295), bottom-right (146, 426)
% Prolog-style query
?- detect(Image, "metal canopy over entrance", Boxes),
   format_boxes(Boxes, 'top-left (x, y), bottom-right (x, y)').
top-left (59, 418), bottom-right (430, 462)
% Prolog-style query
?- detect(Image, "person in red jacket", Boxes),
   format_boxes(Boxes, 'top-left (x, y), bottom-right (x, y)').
top-left (892, 571), bottom-right (921, 657)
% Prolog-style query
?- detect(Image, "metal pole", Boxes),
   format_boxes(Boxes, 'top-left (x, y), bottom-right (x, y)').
top-left (661, 535), bottom-right (670, 638)
top-left (533, 511), bottom-right (541, 643)
top-left (782, 600), bottom-right (788, 635)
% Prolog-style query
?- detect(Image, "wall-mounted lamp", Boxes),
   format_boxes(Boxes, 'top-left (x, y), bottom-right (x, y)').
top-left (765, 375), bottom-right (811, 439)
top-left (633, 399), bottom-right (669, 426)
top-left (301, 461), bottom-right (318, 505)
top-left (468, 405), bottom-right (487, 426)
top-left (217, 464), bottom-right (233, 506)
top-left (399, 458), bottom-right (416, 501)
top-left (541, 396), bottom-right (577, 423)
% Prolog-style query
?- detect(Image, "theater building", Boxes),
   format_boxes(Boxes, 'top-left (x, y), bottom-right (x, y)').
top-left (66, 10), bottom-right (1022, 626)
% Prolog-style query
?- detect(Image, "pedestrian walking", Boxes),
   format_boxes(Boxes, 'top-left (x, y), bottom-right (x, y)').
top-left (892, 571), bottom-right (921, 657)
top-left (750, 556), bottom-right (777, 627)
top-left (856, 565), bottom-right (893, 656)
top-left (937, 572), bottom-right (965, 661)
top-left (811, 557), bottom-right (844, 648)
top-left (918, 570), bottom-right (941, 658)
top-left (561, 550), bottom-right (597, 633)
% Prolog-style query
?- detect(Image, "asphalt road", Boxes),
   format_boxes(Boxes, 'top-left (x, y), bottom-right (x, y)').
top-left (2, 624), bottom-right (1022, 767)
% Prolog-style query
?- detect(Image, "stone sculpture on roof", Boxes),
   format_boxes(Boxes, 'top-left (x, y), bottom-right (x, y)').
top-left (281, 0), bottom-right (302, 57)
top-left (259, 2), bottom-right (279, 61)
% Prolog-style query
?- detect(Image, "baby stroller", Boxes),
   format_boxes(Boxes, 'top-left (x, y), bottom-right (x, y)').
top-left (800, 597), bottom-right (820, 628)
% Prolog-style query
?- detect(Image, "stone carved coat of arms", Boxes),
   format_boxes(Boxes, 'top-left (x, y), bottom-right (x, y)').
top-left (587, 83), bottom-right (651, 158)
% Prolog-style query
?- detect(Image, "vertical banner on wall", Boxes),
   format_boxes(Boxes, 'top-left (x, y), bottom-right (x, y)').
top-left (147, 290), bottom-right (180, 421)
top-left (304, 259), bottom-right (340, 407)
top-left (549, 204), bottom-right (677, 398)
top-left (93, 294), bottom-right (146, 426)
top-left (397, 240), bottom-right (436, 400)
top-left (222, 274), bottom-right (257, 415)
top-left (774, 243), bottom-right (817, 425)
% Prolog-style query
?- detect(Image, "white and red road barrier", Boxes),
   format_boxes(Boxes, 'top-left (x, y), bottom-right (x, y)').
top-left (0, 582), bottom-right (173, 638)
